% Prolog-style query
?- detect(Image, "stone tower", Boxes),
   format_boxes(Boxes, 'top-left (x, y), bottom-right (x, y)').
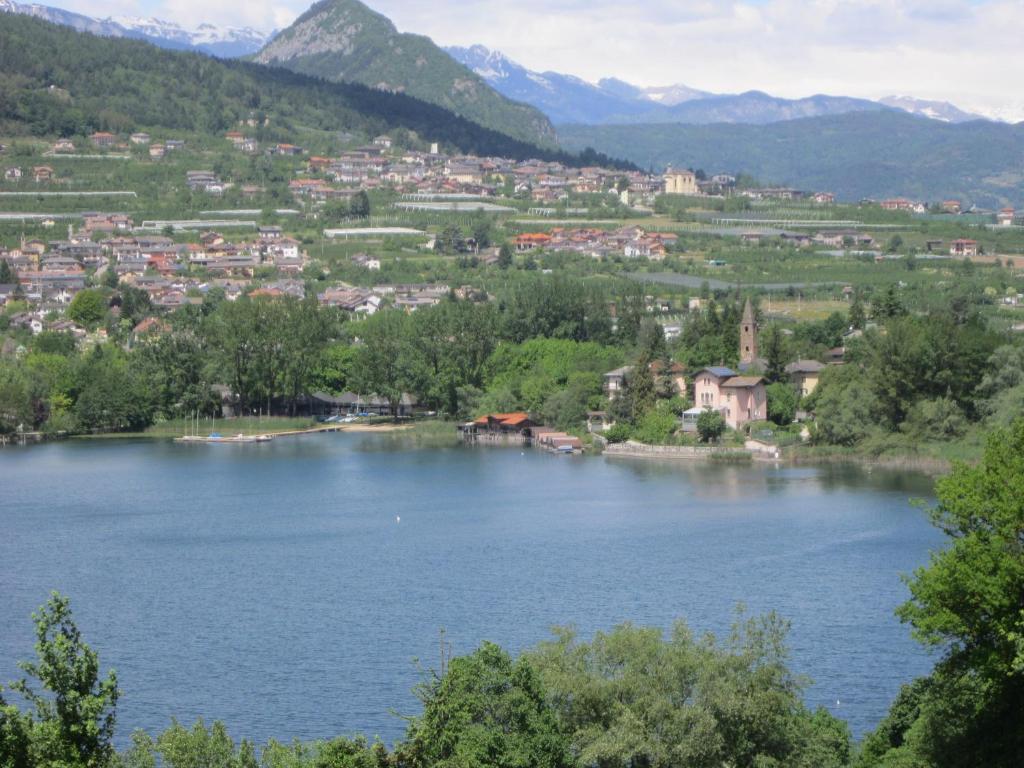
top-left (740, 298), bottom-right (758, 365)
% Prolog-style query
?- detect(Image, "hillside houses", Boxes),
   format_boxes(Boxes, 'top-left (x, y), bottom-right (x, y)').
top-left (512, 227), bottom-right (679, 260)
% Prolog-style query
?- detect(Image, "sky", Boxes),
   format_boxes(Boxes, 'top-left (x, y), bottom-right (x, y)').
top-left (41, 0), bottom-right (1024, 120)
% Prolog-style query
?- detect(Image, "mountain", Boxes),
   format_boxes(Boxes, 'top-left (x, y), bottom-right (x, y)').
top-left (879, 96), bottom-right (985, 124)
top-left (444, 45), bottom-right (646, 125)
top-left (254, 0), bottom-right (556, 147)
top-left (619, 91), bottom-right (890, 126)
top-left (0, 13), bottom-right (628, 168)
top-left (0, 0), bottom-right (272, 57)
top-left (447, 44), bottom-right (990, 128)
top-left (639, 83), bottom-right (713, 107)
top-left (558, 111), bottom-right (1024, 208)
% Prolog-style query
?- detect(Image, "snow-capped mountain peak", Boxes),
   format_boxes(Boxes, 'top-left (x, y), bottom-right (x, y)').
top-left (0, 1), bottom-right (272, 57)
top-left (879, 95), bottom-right (985, 124)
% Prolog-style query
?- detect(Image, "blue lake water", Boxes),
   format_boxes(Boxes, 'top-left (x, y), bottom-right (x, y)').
top-left (0, 434), bottom-right (945, 746)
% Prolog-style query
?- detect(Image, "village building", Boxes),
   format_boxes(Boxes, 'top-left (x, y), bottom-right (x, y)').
top-left (997, 207), bottom-right (1015, 227)
top-left (950, 238), bottom-right (978, 257)
top-left (603, 366), bottom-right (633, 399)
top-left (880, 198), bottom-right (916, 211)
top-left (689, 366), bottom-right (767, 430)
top-left (91, 132), bottom-right (117, 148)
top-left (130, 133), bottom-right (151, 145)
top-left (785, 360), bottom-right (826, 397)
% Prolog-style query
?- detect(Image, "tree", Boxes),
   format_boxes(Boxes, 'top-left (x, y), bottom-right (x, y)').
top-left (873, 284), bottom-right (906, 320)
top-left (470, 216), bottom-right (492, 250)
top-left (73, 346), bottom-right (154, 432)
top-left (0, 258), bottom-right (15, 284)
top-left (887, 420), bottom-right (1024, 767)
top-left (766, 381), bottom-right (798, 426)
top-left (811, 364), bottom-right (876, 446)
top-left (762, 324), bottom-right (787, 383)
top-left (0, 361), bottom-right (34, 435)
top-left (349, 190), bottom-right (371, 218)
top-left (697, 408), bottom-right (726, 442)
top-left (101, 266), bottom-right (119, 290)
top-left (435, 225), bottom-right (464, 255)
top-left (887, 234), bottom-right (904, 253)
top-left (402, 641), bottom-right (571, 768)
top-left (497, 243), bottom-right (513, 270)
top-left (6, 592), bottom-right (119, 768)
top-left (67, 289), bottom-right (107, 329)
top-left (351, 311), bottom-right (414, 418)
top-left (626, 355), bottom-right (656, 421)
top-left (633, 400), bottom-right (679, 444)
top-left (528, 615), bottom-right (850, 768)
top-left (849, 293), bottom-right (866, 330)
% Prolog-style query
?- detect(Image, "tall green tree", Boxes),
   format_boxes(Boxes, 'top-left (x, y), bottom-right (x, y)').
top-left (6, 593), bottom-right (119, 768)
top-left (0, 259), bottom-right (15, 284)
top-left (886, 420), bottom-right (1024, 767)
top-left (402, 642), bottom-right (571, 768)
top-left (351, 310), bottom-right (414, 417)
top-left (762, 324), bottom-right (787, 383)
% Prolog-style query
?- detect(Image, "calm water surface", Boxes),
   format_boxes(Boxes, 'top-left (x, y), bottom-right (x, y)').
top-left (0, 434), bottom-right (944, 745)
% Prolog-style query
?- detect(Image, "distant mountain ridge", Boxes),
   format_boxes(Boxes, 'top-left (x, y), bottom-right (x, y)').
top-left (254, 0), bottom-right (556, 148)
top-left (878, 96), bottom-right (983, 124)
top-left (558, 111), bottom-right (1024, 208)
top-left (0, 0), bottom-right (272, 57)
top-left (446, 44), bottom-right (990, 127)
top-left (0, 13), bottom-right (613, 166)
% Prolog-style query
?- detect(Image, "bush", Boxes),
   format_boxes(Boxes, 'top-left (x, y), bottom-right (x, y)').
top-left (633, 402), bottom-right (679, 445)
top-left (697, 408), bottom-right (726, 443)
top-left (604, 423), bottom-right (632, 443)
top-left (901, 396), bottom-right (967, 440)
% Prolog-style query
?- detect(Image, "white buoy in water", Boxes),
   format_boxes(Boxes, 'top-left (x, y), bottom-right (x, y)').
top-left (396, 515), bottom-right (401, 524)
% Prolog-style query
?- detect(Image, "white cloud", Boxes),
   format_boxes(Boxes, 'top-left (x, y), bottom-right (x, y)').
top-left (38, 1), bottom-right (1024, 119)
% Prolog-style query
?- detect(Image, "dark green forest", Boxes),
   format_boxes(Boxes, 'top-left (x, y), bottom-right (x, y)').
top-left (0, 14), bottom-right (629, 169)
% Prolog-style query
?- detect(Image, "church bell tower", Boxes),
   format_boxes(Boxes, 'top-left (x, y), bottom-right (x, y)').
top-left (740, 298), bottom-right (758, 365)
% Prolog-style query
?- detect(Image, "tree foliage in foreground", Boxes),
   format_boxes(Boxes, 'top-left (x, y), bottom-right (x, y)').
top-left (1, 592), bottom-right (119, 768)
top-left (528, 614), bottom-right (851, 768)
top-left (857, 419), bottom-right (1024, 767)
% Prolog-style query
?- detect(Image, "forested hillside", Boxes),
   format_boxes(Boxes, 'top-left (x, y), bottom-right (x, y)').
top-left (254, 0), bottom-right (557, 147)
top-left (559, 111), bottom-right (1024, 207)
top-left (0, 14), bottom-right (620, 165)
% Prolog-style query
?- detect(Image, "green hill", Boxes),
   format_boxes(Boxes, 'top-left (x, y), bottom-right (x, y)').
top-left (253, 0), bottom-right (557, 148)
top-left (0, 13), bottom-right (621, 165)
top-left (559, 111), bottom-right (1024, 207)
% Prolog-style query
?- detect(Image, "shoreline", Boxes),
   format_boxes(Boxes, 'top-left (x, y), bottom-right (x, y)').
top-left (10, 424), bottom-right (957, 477)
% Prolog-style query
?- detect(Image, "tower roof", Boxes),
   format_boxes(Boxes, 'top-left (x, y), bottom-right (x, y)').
top-left (742, 298), bottom-right (755, 324)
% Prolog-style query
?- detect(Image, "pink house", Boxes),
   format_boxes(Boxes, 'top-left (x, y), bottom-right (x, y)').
top-left (692, 366), bottom-right (767, 429)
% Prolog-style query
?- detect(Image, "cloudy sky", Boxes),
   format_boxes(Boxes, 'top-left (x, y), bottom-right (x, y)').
top-left (44, 0), bottom-right (1024, 120)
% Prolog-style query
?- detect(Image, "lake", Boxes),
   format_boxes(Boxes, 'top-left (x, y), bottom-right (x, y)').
top-left (0, 433), bottom-right (945, 746)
